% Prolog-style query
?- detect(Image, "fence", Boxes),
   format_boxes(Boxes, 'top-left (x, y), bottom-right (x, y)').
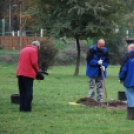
top-left (0, 36), bottom-right (53, 50)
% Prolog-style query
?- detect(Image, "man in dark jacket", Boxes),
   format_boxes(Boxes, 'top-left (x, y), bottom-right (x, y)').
top-left (119, 44), bottom-right (134, 119)
top-left (86, 39), bottom-right (109, 102)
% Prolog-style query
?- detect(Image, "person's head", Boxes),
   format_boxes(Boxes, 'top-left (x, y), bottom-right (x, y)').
top-left (127, 44), bottom-right (134, 52)
top-left (31, 40), bottom-right (40, 51)
top-left (97, 39), bottom-right (105, 50)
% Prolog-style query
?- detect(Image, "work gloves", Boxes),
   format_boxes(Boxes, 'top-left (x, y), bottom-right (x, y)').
top-left (119, 80), bottom-right (123, 84)
top-left (98, 59), bottom-right (103, 65)
top-left (98, 59), bottom-right (105, 71)
top-left (36, 72), bottom-right (44, 80)
top-left (101, 66), bottom-right (105, 71)
top-left (36, 69), bottom-right (49, 80)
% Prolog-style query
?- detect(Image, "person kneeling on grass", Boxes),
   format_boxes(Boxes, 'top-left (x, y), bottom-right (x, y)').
top-left (119, 43), bottom-right (134, 120)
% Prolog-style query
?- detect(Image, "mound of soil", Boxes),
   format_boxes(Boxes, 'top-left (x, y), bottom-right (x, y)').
top-left (76, 97), bottom-right (127, 109)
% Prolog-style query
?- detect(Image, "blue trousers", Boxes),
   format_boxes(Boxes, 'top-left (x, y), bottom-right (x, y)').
top-left (126, 87), bottom-right (134, 107)
top-left (18, 76), bottom-right (33, 112)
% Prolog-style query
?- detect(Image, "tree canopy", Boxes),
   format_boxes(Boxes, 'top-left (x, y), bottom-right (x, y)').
top-left (31, 0), bottom-right (126, 39)
top-left (27, 0), bottom-right (127, 75)
top-left (1, 0), bottom-right (128, 75)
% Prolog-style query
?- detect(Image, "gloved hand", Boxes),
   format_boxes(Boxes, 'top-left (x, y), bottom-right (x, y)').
top-left (101, 66), bottom-right (105, 71)
top-left (98, 59), bottom-right (103, 65)
top-left (36, 72), bottom-right (44, 80)
top-left (119, 80), bottom-right (123, 84)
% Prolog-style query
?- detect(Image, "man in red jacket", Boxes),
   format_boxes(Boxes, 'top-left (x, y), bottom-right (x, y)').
top-left (16, 40), bottom-right (40, 112)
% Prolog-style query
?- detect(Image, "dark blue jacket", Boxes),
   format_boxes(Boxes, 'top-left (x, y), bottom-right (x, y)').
top-left (119, 50), bottom-right (134, 87)
top-left (86, 45), bottom-right (109, 78)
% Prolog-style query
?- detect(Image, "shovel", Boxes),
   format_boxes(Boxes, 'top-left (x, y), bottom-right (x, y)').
top-left (100, 64), bottom-right (109, 106)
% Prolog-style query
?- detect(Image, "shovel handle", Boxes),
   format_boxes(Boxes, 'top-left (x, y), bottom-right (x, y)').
top-left (100, 64), bottom-right (109, 106)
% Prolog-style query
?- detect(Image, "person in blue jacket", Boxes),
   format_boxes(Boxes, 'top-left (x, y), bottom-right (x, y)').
top-left (119, 44), bottom-right (134, 119)
top-left (86, 39), bottom-right (109, 102)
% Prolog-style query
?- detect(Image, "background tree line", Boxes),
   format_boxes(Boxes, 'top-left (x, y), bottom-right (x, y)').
top-left (0, 0), bottom-right (134, 75)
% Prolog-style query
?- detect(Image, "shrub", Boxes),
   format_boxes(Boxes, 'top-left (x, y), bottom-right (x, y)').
top-left (38, 39), bottom-right (58, 70)
top-left (0, 46), bottom-right (3, 50)
top-left (55, 49), bottom-right (77, 65)
top-left (0, 53), bottom-right (19, 66)
top-left (55, 41), bottom-right (88, 65)
top-left (105, 35), bottom-right (126, 65)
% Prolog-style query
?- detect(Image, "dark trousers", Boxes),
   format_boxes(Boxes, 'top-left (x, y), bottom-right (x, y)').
top-left (127, 107), bottom-right (134, 120)
top-left (18, 76), bottom-right (33, 112)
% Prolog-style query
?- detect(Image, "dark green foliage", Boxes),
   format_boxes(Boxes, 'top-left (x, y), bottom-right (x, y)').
top-left (38, 39), bottom-right (58, 70)
top-left (19, 0), bottom-right (129, 74)
top-left (55, 38), bottom-right (68, 50)
top-left (36, 0), bottom-right (126, 39)
top-left (0, 46), bottom-right (3, 50)
top-left (0, 0), bottom-right (8, 19)
top-left (105, 35), bottom-right (126, 65)
top-left (33, 0), bottom-right (127, 75)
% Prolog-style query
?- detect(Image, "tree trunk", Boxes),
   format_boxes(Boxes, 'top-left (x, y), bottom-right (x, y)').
top-left (74, 37), bottom-right (80, 75)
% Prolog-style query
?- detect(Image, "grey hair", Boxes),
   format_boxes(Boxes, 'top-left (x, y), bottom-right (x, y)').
top-left (31, 40), bottom-right (40, 49)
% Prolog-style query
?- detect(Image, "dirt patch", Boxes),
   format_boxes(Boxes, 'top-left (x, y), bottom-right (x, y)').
top-left (76, 97), bottom-right (127, 110)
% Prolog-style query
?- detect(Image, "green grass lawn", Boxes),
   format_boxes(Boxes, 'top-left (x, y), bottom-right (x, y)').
top-left (0, 65), bottom-right (132, 134)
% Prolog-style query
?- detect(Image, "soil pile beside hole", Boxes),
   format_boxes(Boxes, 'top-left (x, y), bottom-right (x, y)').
top-left (76, 97), bottom-right (127, 109)
top-left (77, 97), bottom-right (103, 107)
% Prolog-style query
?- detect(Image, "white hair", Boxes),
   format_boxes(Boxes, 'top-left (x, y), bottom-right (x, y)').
top-left (31, 40), bottom-right (40, 49)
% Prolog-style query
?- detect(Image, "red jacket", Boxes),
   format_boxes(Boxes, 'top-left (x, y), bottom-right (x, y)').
top-left (16, 45), bottom-right (39, 79)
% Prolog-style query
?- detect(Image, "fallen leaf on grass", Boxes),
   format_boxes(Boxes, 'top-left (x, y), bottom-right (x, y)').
top-left (68, 102), bottom-right (81, 106)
